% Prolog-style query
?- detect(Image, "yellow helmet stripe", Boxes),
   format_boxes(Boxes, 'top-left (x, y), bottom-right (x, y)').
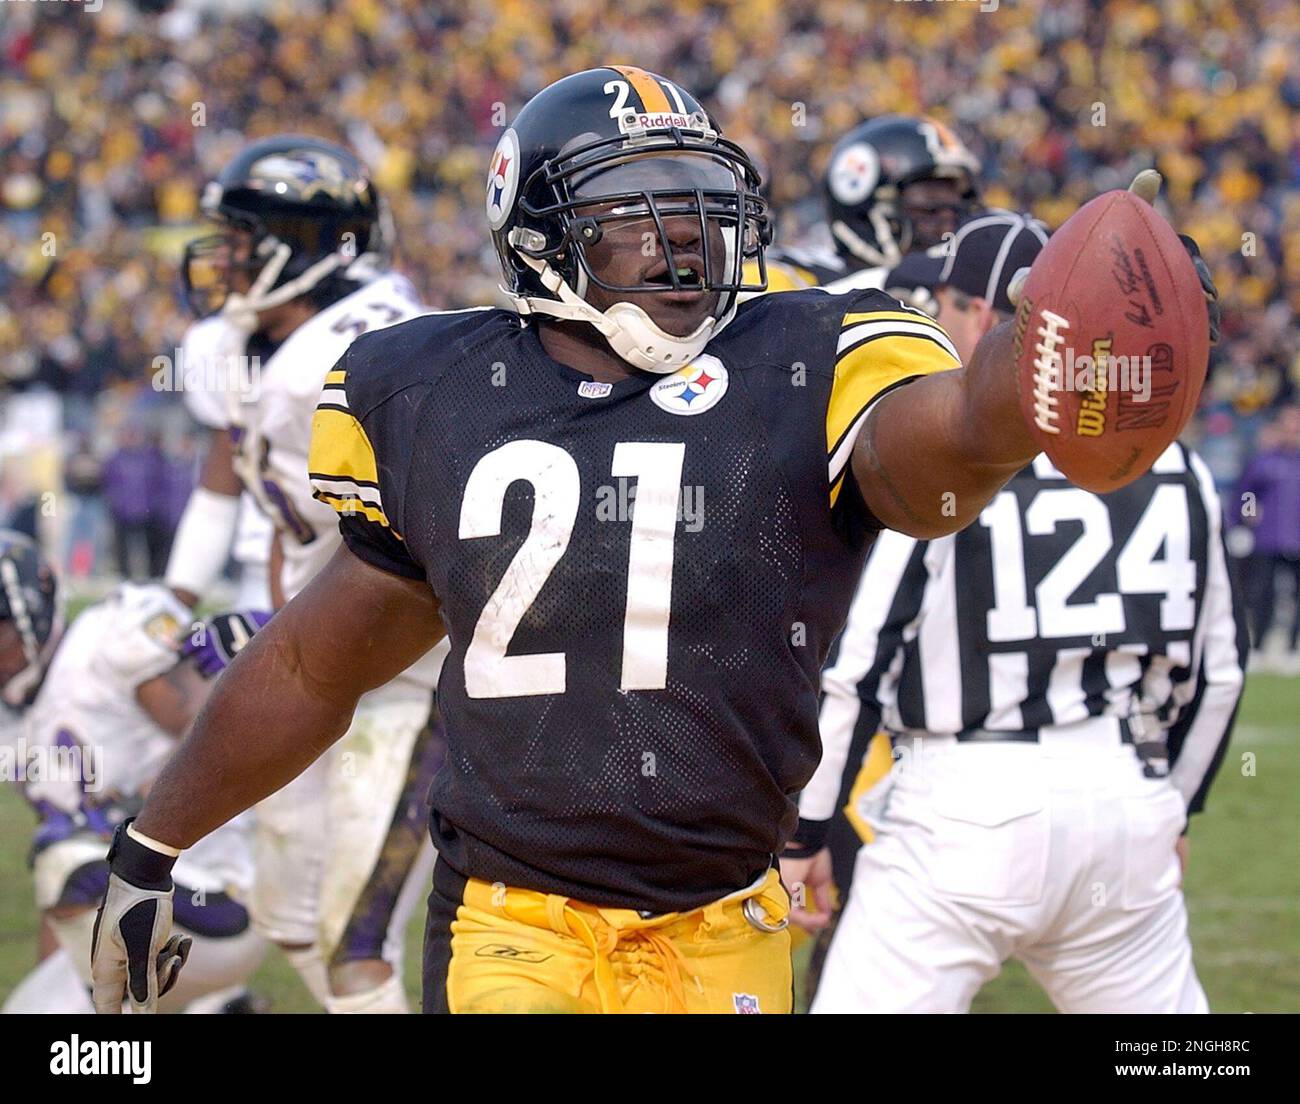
top-left (611, 65), bottom-right (672, 113)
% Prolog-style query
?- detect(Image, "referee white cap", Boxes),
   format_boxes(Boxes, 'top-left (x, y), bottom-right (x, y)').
top-left (885, 209), bottom-right (1049, 314)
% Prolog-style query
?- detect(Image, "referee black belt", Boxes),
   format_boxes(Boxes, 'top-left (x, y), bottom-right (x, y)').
top-left (895, 716), bottom-right (1140, 746)
top-left (953, 717), bottom-right (1135, 744)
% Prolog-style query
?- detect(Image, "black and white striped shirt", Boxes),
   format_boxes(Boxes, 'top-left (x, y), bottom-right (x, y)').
top-left (801, 443), bottom-right (1248, 825)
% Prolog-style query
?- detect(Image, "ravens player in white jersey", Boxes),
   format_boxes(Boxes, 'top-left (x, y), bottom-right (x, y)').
top-left (168, 311), bottom-right (274, 611)
top-left (0, 532), bottom-right (266, 1013)
top-left (159, 136), bottom-right (445, 1013)
top-left (91, 68), bottom-right (1217, 1014)
top-left (748, 114), bottom-right (982, 296)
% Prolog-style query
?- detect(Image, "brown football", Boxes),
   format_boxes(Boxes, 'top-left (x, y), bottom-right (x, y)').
top-left (1012, 189), bottom-right (1209, 493)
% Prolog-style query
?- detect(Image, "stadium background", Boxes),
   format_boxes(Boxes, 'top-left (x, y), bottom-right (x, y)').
top-left (0, 0), bottom-right (1296, 1010)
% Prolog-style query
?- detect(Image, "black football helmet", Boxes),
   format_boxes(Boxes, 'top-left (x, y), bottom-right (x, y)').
top-left (0, 530), bottom-right (62, 708)
top-left (182, 134), bottom-right (391, 318)
top-left (490, 67), bottom-right (771, 373)
top-left (824, 115), bottom-right (981, 269)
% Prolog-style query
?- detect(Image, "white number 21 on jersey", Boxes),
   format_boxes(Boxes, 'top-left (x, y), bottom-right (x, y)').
top-left (459, 439), bottom-right (685, 698)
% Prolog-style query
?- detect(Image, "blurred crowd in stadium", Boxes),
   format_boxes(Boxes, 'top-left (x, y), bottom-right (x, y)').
top-left (0, 0), bottom-right (1297, 654)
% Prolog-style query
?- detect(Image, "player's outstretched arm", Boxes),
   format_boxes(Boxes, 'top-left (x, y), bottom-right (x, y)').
top-left (136, 543), bottom-right (443, 849)
top-left (853, 320), bottom-right (1034, 539)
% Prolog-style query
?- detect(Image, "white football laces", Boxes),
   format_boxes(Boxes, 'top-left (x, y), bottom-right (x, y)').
top-left (1032, 308), bottom-right (1070, 435)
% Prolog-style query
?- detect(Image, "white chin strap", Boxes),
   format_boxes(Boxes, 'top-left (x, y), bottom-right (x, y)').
top-left (510, 251), bottom-right (737, 374)
top-left (222, 238), bottom-right (381, 333)
top-left (830, 212), bottom-right (902, 270)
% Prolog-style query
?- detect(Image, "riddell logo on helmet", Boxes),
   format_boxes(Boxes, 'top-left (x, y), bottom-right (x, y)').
top-left (619, 110), bottom-right (699, 134)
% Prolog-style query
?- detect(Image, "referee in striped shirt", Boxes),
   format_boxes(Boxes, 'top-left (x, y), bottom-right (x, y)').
top-left (783, 211), bottom-right (1248, 1013)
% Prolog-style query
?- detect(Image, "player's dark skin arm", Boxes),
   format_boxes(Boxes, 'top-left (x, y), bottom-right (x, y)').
top-left (854, 321), bottom-right (1035, 539)
top-left (134, 545), bottom-right (444, 848)
top-left (199, 426), bottom-right (244, 496)
top-left (136, 662), bottom-right (212, 740)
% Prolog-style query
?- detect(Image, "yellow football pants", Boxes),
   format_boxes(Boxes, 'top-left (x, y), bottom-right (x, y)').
top-left (423, 863), bottom-right (792, 1014)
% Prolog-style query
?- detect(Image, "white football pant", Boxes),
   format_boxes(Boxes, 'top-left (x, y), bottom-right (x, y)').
top-left (248, 692), bottom-right (435, 1009)
top-left (813, 728), bottom-right (1208, 1014)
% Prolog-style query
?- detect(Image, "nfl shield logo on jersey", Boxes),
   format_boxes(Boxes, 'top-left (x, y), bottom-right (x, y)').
top-left (732, 992), bottom-right (762, 1014)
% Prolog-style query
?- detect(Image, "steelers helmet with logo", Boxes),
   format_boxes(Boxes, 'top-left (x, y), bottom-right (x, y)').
top-left (0, 530), bottom-right (62, 708)
top-left (824, 115), bottom-right (981, 269)
top-left (182, 134), bottom-right (391, 317)
top-left (488, 67), bottom-right (771, 374)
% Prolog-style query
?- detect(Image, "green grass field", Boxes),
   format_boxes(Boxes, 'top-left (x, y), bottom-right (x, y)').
top-left (2, 676), bottom-right (1295, 1013)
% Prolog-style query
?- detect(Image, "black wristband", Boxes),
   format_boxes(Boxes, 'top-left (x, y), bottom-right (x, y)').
top-left (782, 817), bottom-right (831, 858)
top-left (107, 819), bottom-right (177, 892)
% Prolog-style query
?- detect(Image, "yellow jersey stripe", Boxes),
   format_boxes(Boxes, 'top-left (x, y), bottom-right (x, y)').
top-left (829, 467), bottom-right (848, 506)
top-left (309, 407), bottom-right (381, 486)
top-left (828, 335), bottom-right (957, 456)
top-left (308, 405), bottom-right (401, 531)
top-left (312, 490), bottom-right (397, 535)
top-left (826, 325), bottom-right (960, 506)
top-left (324, 369), bottom-right (347, 387)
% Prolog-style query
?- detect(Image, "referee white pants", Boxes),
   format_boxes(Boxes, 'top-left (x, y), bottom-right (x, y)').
top-left (812, 726), bottom-right (1208, 1014)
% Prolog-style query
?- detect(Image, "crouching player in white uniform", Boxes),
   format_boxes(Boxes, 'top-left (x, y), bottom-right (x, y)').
top-left (787, 212), bottom-right (1246, 1013)
top-left (163, 135), bottom-right (444, 1013)
top-left (0, 531), bottom-right (266, 1013)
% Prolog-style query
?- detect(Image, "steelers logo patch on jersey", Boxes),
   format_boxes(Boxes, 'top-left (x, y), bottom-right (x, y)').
top-left (649, 355), bottom-right (728, 416)
top-left (486, 128), bottom-right (520, 231)
top-left (828, 141), bottom-right (880, 206)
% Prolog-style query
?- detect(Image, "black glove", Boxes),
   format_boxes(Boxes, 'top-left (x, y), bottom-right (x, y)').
top-left (1178, 233), bottom-right (1220, 345)
top-left (1128, 172), bottom-right (1220, 347)
top-left (90, 819), bottom-right (190, 1014)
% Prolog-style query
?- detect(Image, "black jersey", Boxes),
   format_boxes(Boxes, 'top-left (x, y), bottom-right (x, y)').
top-left (308, 289), bottom-right (959, 911)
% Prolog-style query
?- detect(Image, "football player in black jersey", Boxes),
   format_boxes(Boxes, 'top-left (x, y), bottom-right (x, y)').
top-left (91, 67), bottom-right (1217, 1014)
top-left (752, 114), bottom-right (982, 294)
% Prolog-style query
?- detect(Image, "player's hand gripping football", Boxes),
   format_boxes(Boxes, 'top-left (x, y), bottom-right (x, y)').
top-left (90, 821), bottom-right (190, 1014)
top-left (1007, 170), bottom-right (1219, 345)
top-left (1126, 170), bottom-right (1220, 343)
top-left (1006, 169), bottom-right (1219, 493)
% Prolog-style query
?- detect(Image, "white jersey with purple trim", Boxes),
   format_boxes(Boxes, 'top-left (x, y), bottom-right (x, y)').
top-left (179, 314), bottom-right (236, 430)
top-left (178, 315), bottom-right (276, 578)
top-left (20, 585), bottom-right (189, 813)
top-left (225, 273), bottom-right (429, 610)
top-left (16, 586), bottom-right (254, 895)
